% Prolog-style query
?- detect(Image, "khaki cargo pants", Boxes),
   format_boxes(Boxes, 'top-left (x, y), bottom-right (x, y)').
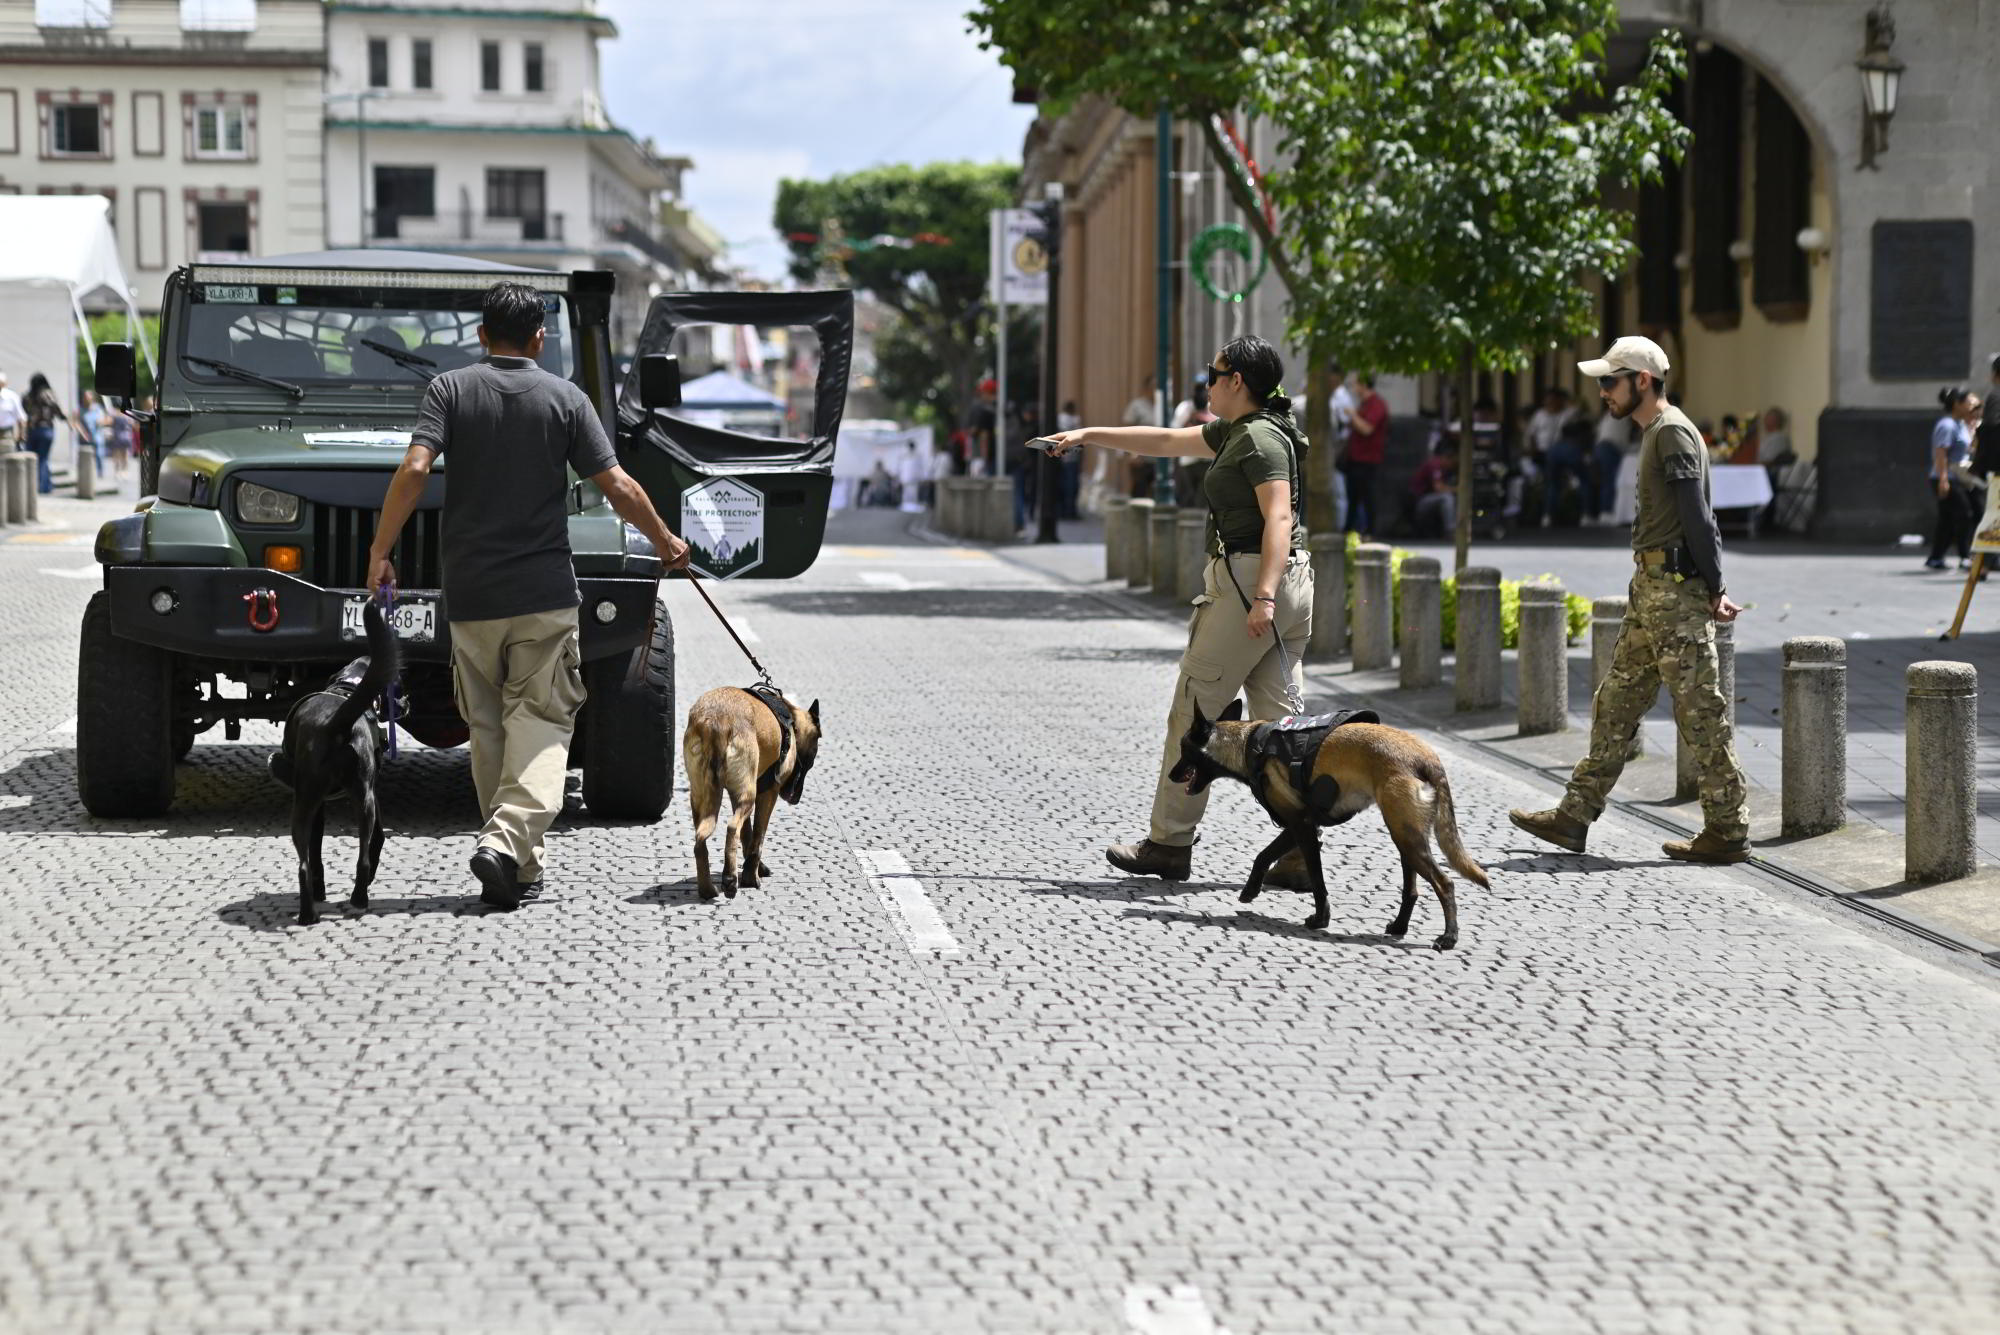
top-left (450, 606), bottom-right (585, 882)
top-left (1558, 569), bottom-right (1749, 842)
top-left (1149, 552), bottom-right (1313, 846)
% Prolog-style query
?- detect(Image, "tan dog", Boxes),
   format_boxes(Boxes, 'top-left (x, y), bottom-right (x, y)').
top-left (682, 685), bottom-right (821, 901)
top-left (1169, 699), bottom-right (1488, 949)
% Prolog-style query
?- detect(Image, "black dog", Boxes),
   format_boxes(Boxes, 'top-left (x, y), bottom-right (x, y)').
top-left (269, 600), bottom-right (398, 925)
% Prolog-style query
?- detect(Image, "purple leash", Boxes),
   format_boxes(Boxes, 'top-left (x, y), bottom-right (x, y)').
top-left (376, 583), bottom-right (399, 760)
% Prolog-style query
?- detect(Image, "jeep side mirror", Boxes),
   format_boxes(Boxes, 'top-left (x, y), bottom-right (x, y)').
top-left (638, 354), bottom-right (681, 412)
top-left (95, 342), bottom-right (136, 402)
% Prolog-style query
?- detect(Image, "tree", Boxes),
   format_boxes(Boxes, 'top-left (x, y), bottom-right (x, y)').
top-left (773, 161), bottom-right (1017, 434)
top-left (875, 306), bottom-right (1038, 432)
top-left (1267, 2), bottom-right (1687, 567)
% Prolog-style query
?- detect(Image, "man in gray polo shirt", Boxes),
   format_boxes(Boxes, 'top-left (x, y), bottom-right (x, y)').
top-left (368, 281), bottom-right (690, 909)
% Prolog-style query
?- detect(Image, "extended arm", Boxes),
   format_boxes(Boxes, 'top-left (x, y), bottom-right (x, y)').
top-left (591, 465), bottom-right (691, 570)
top-left (1049, 424), bottom-right (1211, 459)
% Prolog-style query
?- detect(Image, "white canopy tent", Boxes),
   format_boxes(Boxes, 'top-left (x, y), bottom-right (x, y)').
top-left (0, 196), bottom-right (149, 429)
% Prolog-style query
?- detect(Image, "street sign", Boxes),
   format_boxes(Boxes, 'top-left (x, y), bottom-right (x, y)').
top-left (990, 208), bottom-right (1048, 307)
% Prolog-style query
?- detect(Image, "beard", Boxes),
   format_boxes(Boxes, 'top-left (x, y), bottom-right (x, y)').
top-left (1603, 390), bottom-right (1638, 420)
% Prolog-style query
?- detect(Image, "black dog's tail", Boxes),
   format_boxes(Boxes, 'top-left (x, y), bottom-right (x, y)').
top-left (330, 599), bottom-right (400, 738)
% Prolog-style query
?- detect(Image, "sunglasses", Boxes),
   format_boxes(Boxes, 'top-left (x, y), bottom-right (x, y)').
top-left (1208, 363), bottom-right (1237, 384)
top-left (1596, 370), bottom-right (1639, 390)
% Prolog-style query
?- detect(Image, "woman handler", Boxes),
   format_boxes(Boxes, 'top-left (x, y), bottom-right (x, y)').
top-left (1044, 335), bottom-right (1314, 881)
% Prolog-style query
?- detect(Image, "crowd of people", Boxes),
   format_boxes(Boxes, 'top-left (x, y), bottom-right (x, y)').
top-left (0, 368), bottom-right (141, 497)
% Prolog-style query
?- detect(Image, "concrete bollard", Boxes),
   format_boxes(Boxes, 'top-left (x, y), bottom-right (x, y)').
top-left (1351, 543), bottom-right (1394, 672)
top-left (1398, 556), bottom-right (1443, 689)
top-left (1454, 566), bottom-right (1503, 711)
top-left (1103, 496), bottom-right (1130, 582)
top-left (1149, 504), bottom-right (1180, 598)
top-left (1516, 581), bottom-right (1569, 735)
top-left (1126, 499), bottom-right (1153, 589)
top-left (2, 453), bottom-right (30, 525)
top-left (1677, 621), bottom-right (1735, 801)
top-left (1781, 636), bottom-right (1847, 838)
top-left (1905, 660), bottom-right (1977, 883)
top-left (1307, 533), bottom-right (1348, 659)
top-left (1175, 511), bottom-right (1206, 606)
top-left (1591, 596), bottom-right (1640, 757)
top-left (987, 477), bottom-right (1015, 543)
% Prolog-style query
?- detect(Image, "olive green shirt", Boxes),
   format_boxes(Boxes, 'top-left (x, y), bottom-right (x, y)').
top-left (1630, 402), bottom-right (1708, 554)
top-left (1199, 413), bottom-right (1308, 555)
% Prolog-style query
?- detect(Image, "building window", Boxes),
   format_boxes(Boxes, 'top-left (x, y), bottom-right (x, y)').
top-left (50, 102), bottom-right (105, 157)
top-left (481, 42), bottom-right (502, 92)
top-left (180, 0), bottom-right (257, 31)
top-left (486, 167), bottom-right (548, 239)
top-left (524, 43), bottom-right (545, 92)
top-left (373, 165), bottom-right (435, 240)
top-left (367, 37), bottom-right (391, 89)
top-left (197, 200), bottom-right (251, 255)
top-left (192, 104), bottom-right (248, 159)
top-left (412, 39), bottom-right (433, 91)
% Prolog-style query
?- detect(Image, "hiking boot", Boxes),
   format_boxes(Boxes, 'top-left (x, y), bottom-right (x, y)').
top-left (1263, 848), bottom-right (1316, 891)
top-left (1509, 807), bottom-right (1590, 853)
top-left (470, 846), bottom-right (522, 909)
top-left (1106, 839), bottom-right (1192, 881)
top-left (1663, 831), bottom-right (1751, 864)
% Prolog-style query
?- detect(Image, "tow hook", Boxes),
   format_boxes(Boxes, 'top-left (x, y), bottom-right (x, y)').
top-left (243, 587), bottom-right (280, 632)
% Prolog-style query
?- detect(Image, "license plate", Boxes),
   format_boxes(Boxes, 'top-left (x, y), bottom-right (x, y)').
top-left (342, 596), bottom-right (436, 643)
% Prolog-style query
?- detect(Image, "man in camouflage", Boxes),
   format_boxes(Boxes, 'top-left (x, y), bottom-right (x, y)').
top-left (1511, 336), bottom-right (1751, 864)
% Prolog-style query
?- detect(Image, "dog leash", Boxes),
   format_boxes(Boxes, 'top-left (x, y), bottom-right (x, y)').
top-left (375, 583), bottom-right (399, 760)
top-left (1220, 555), bottom-right (1307, 717)
top-left (679, 570), bottom-right (775, 687)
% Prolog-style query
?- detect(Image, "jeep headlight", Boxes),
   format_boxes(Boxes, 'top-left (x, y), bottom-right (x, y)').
top-left (236, 481), bottom-right (301, 526)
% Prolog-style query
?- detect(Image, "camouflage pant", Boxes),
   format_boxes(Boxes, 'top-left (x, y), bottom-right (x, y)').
top-left (1558, 570), bottom-right (1749, 841)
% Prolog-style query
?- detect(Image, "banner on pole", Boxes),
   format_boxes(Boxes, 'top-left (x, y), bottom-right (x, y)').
top-left (989, 208), bottom-right (1048, 306)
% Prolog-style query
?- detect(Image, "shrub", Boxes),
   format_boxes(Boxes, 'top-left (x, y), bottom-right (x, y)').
top-left (1339, 531), bottom-right (1587, 650)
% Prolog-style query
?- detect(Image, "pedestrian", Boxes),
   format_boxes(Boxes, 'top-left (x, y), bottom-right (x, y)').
top-left (897, 440), bottom-right (926, 513)
top-left (1534, 388), bottom-right (1587, 524)
top-left (1510, 335), bottom-right (1751, 865)
top-left (22, 372), bottom-right (81, 495)
top-left (1326, 362), bottom-right (1353, 525)
top-left (79, 389), bottom-right (110, 481)
top-left (1591, 406), bottom-right (1632, 523)
top-left (0, 372), bottom-right (22, 452)
top-left (1976, 353), bottom-right (2000, 479)
top-left (1170, 377), bottom-right (1216, 504)
top-left (1041, 335), bottom-right (1316, 886)
top-left (365, 281), bottom-right (691, 909)
top-left (1409, 436), bottom-right (1457, 538)
top-left (107, 402), bottom-right (136, 487)
top-left (1122, 374), bottom-right (1160, 497)
top-left (1342, 372), bottom-right (1388, 536)
top-left (1924, 385), bottom-right (1983, 572)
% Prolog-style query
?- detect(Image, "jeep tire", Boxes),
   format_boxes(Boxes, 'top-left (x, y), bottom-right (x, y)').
top-left (77, 590), bottom-right (177, 816)
top-left (580, 600), bottom-right (673, 820)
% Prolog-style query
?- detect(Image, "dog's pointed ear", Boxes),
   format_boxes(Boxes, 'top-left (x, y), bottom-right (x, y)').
top-left (1219, 698), bottom-right (1245, 723)
top-left (808, 699), bottom-right (820, 727)
top-left (1190, 701), bottom-right (1209, 730)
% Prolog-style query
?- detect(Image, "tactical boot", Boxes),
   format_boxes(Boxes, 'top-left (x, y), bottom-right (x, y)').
top-left (1663, 831), bottom-right (1751, 864)
top-left (1106, 839), bottom-right (1193, 882)
top-left (470, 846), bottom-right (522, 910)
top-left (1262, 848), bottom-right (1315, 892)
top-left (1508, 807), bottom-right (1590, 853)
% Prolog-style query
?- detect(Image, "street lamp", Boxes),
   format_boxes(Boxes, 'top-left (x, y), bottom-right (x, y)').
top-left (1856, 6), bottom-right (1903, 171)
top-left (325, 89), bottom-right (384, 245)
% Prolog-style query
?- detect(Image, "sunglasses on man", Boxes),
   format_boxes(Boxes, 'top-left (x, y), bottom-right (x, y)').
top-left (1596, 370), bottom-right (1639, 390)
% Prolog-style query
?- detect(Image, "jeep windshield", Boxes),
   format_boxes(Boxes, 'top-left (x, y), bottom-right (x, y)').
top-left (180, 278), bottom-right (572, 391)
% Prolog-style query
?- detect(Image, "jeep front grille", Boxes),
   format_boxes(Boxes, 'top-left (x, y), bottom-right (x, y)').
top-left (310, 506), bottom-right (444, 590)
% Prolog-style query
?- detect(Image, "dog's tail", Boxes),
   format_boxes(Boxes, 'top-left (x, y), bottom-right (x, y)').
top-left (328, 599), bottom-right (400, 739)
top-left (1431, 773), bottom-right (1490, 888)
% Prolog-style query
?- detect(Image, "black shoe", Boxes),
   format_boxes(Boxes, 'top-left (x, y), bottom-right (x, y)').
top-left (471, 847), bottom-right (521, 909)
top-left (1105, 839), bottom-right (1193, 881)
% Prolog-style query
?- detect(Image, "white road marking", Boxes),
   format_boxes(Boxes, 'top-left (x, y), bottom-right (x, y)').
top-left (855, 849), bottom-right (961, 956)
top-left (38, 565), bottom-right (99, 581)
top-left (857, 570), bottom-right (941, 591)
top-left (1124, 1285), bottom-right (1234, 1335)
top-left (53, 716), bottom-right (77, 733)
top-left (726, 616), bottom-right (760, 644)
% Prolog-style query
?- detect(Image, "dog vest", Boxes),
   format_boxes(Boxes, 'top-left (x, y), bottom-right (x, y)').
top-left (1245, 709), bottom-right (1377, 825)
top-left (745, 684), bottom-right (812, 802)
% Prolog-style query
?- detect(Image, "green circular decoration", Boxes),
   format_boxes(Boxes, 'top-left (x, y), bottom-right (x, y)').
top-left (1191, 223), bottom-right (1269, 304)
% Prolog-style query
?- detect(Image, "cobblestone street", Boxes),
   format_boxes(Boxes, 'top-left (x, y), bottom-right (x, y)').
top-left (3, 501), bottom-right (2000, 1333)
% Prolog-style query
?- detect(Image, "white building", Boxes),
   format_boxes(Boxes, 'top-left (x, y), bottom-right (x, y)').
top-left (322, 0), bottom-right (681, 344)
top-left (0, 0), bottom-right (328, 310)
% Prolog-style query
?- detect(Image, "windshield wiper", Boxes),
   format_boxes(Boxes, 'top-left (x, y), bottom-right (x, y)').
top-left (358, 338), bottom-right (438, 382)
top-left (185, 355), bottom-right (304, 399)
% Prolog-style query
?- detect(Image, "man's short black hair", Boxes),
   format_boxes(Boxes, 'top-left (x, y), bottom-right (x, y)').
top-left (483, 282), bottom-right (546, 348)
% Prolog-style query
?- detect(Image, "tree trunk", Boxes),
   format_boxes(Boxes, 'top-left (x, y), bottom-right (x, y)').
top-left (1302, 346), bottom-right (1336, 536)
top-left (1453, 345), bottom-right (1477, 572)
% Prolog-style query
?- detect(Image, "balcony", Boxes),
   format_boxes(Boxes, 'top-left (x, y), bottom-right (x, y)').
top-left (367, 210), bottom-right (567, 248)
top-left (606, 218), bottom-right (680, 270)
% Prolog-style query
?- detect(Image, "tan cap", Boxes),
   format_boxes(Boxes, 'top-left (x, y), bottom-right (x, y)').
top-left (1578, 335), bottom-right (1670, 379)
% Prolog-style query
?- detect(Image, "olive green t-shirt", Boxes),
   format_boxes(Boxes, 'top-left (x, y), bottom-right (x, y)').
top-left (1630, 402), bottom-right (1708, 554)
top-left (1198, 412), bottom-right (1308, 555)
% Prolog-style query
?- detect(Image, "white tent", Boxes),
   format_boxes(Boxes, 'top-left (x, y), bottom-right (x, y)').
top-left (0, 196), bottom-right (148, 436)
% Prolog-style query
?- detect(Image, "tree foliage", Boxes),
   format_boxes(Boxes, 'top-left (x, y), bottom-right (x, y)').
top-left (773, 161), bottom-right (1017, 430)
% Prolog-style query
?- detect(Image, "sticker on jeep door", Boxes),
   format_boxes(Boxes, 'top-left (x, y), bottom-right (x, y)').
top-left (303, 431), bottom-right (414, 448)
top-left (681, 478), bottom-right (764, 578)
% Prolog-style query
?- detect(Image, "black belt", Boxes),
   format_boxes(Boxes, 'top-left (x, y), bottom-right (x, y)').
top-left (1221, 545), bottom-right (1307, 557)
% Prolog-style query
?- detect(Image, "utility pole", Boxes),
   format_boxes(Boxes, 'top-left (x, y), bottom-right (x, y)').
top-left (1034, 184), bottom-right (1064, 543)
top-left (1154, 104), bottom-right (1174, 503)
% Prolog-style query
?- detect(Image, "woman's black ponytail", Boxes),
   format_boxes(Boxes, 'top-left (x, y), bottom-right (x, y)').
top-left (1940, 385), bottom-right (1970, 413)
top-left (1218, 335), bottom-right (1291, 416)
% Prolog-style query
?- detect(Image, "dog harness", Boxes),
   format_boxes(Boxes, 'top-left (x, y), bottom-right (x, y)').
top-left (745, 683), bottom-right (812, 802)
top-left (1245, 709), bottom-right (1377, 825)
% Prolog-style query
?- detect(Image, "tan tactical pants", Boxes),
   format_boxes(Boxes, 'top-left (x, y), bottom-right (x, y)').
top-left (1149, 552), bottom-right (1313, 846)
top-left (450, 606), bottom-right (585, 881)
top-left (1559, 569), bottom-right (1749, 842)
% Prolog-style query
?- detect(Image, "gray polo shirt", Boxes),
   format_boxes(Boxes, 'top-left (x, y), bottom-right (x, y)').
top-left (411, 355), bottom-right (619, 622)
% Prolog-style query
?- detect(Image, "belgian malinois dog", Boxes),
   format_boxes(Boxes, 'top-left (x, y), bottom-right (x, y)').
top-left (683, 685), bottom-right (821, 901)
top-left (1169, 699), bottom-right (1488, 950)
top-left (268, 600), bottom-right (398, 926)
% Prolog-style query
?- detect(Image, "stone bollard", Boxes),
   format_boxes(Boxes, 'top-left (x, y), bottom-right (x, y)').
top-left (1127, 498), bottom-right (1153, 589)
top-left (73, 437), bottom-right (95, 500)
top-left (3, 453), bottom-right (29, 526)
top-left (1103, 496), bottom-right (1130, 582)
top-left (1781, 636), bottom-right (1847, 838)
top-left (1516, 581), bottom-right (1569, 735)
top-left (1905, 660), bottom-right (1977, 883)
top-left (1149, 504), bottom-right (1181, 598)
top-left (1677, 621), bottom-right (1735, 801)
top-left (1351, 543), bottom-right (1394, 672)
top-left (1175, 511), bottom-right (1206, 606)
top-left (1454, 567), bottom-right (1503, 711)
top-left (935, 478), bottom-right (958, 537)
top-left (987, 477), bottom-right (1016, 543)
top-left (0, 453), bottom-right (19, 526)
top-left (1591, 596), bottom-right (1640, 757)
top-left (1308, 533), bottom-right (1347, 659)
top-left (1398, 556), bottom-right (1443, 689)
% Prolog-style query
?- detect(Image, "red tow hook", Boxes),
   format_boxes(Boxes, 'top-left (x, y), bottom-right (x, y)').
top-left (243, 587), bottom-right (280, 632)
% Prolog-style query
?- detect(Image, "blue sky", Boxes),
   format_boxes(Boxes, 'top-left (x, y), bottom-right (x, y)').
top-left (597, 0), bottom-right (1035, 280)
